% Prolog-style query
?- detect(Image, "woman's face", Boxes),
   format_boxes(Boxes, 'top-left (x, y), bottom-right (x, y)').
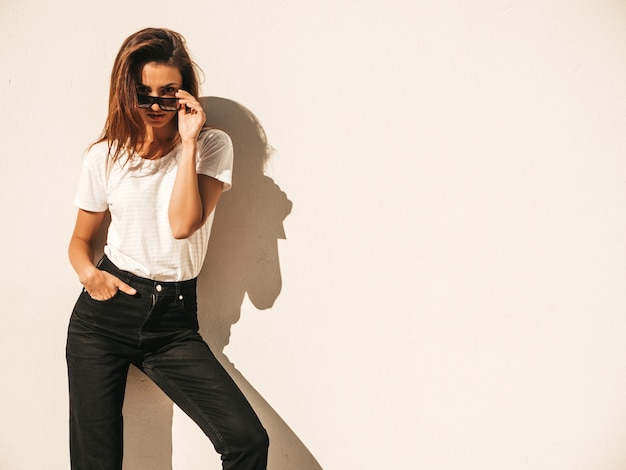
top-left (136, 62), bottom-right (183, 132)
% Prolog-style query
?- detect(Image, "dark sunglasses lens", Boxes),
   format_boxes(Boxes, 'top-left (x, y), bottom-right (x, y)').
top-left (158, 98), bottom-right (179, 111)
top-left (137, 94), bottom-right (153, 108)
top-left (136, 95), bottom-right (179, 111)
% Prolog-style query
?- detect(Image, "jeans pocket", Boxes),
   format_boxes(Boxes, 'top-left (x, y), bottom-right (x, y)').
top-left (84, 288), bottom-right (121, 304)
top-left (71, 289), bottom-right (122, 327)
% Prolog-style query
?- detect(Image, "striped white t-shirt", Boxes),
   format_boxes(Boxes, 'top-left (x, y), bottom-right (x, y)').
top-left (74, 128), bottom-right (233, 281)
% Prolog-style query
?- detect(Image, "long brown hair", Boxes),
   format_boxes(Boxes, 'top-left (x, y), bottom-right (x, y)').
top-left (96, 28), bottom-right (200, 164)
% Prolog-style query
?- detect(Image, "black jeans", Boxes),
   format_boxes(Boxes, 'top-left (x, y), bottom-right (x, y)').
top-left (66, 256), bottom-right (268, 470)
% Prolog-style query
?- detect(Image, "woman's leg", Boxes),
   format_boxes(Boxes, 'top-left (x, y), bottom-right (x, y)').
top-left (66, 317), bottom-right (131, 470)
top-left (141, 334), bottom-right (269, 470)
top-left (66, 287), bottom-right (145, 470)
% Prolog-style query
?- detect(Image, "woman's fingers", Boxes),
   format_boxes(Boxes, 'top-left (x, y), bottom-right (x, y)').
top-left (85, 271), bottom-right (136, 300)
top-left (176, 90), bottom-right (205, 141)
top-left (176, 90), bottom-right (204, 113)
top-left (112, 277), bottom-right (137, 296)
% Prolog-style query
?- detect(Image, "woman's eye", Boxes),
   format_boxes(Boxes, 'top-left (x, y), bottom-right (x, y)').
top-left (162, 87), bottom-right (176, 96)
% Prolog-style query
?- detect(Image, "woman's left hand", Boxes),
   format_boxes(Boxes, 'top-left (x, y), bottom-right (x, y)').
top-left (176, 90), bottom-right (206, 144)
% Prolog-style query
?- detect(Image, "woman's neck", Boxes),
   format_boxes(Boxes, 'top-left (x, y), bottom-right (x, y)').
top-left (140, 125), bottom-right (179, 160)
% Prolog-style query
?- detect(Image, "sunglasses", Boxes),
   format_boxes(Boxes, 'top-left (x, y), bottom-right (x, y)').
top-left (137, 94), bottom-right (180, 112)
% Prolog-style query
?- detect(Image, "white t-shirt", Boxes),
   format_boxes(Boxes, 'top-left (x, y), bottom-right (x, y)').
top-left (74, 128), bottom-right (233, 281)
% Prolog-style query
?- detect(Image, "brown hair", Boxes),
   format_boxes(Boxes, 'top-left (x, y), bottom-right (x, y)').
top-left (95, 28), bottom-right (200, 164)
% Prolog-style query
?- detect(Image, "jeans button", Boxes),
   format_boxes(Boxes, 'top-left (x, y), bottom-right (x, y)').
top-left (156, 284), bottom-right (162, 292)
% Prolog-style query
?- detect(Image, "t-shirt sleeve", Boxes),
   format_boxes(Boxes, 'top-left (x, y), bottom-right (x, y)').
top-left (74, 145), bottom-right (109, 212)
top-left (196, 129), bottom-right (234, 191)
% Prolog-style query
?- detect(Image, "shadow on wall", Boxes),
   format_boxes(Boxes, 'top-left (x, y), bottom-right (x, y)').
top-left (120, 97), bottom-right (322, 469)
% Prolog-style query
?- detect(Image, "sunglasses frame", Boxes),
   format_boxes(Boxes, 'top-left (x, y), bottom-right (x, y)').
top-left (137, 94), bottom-right (180, 112)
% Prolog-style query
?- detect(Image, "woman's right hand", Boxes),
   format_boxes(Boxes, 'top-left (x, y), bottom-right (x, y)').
top-left (80, 265), bottom-right (137, 301)
top-left (69, 209), bottom-right (137, 301)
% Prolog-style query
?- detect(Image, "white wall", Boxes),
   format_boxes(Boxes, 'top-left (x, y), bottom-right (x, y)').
top-left (2, 1), bottom-right (626, 469)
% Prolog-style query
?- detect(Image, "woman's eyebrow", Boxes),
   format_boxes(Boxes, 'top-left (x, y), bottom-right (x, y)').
top-left (136, 83), bottom-right (179, 89)
top-left (160, 83), bottom-right (179, 89)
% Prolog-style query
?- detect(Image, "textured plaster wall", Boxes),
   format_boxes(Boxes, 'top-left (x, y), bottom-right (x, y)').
top-left (2, 1), bottom-right (626, 469)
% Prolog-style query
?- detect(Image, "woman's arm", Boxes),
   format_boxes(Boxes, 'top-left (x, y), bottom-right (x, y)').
top-left (68, 209), bottom-right (136, 300)
top-left (168, 144), bottom-right (224, 239)
top-left (168, 90), bottom-right (224, 239)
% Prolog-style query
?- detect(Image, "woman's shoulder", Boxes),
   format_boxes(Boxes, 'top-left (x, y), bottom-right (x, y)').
top-left (196, 128), bottom-right (233, 162)
top-left (83, 141), bottom-right (110, 166)
top-left (199, 127), bottom-right (232, 147)
top-left (87, 140), bottom-right (110, 153)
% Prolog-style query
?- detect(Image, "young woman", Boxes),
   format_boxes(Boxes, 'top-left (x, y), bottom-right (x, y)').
top-left (66, 28), bottom-right (269, 470)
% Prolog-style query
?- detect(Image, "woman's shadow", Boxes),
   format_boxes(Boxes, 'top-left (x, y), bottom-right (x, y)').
top-left (120, 97), bottom-right (322, 469)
